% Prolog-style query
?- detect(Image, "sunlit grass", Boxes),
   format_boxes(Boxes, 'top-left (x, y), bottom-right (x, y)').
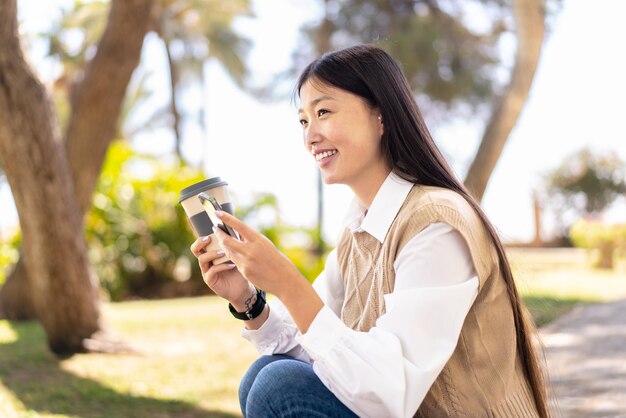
top-left (509, 248), bottom-right (626, 326)
top-left (0, 296), bottom-right (255, 417)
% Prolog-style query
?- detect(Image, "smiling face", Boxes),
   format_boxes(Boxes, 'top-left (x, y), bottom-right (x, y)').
top-left (298, 79), bottom-right (390, 199)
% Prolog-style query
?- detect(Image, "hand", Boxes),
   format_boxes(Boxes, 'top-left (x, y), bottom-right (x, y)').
top-left (212, 211), bottom-right (325, 333)
top-left (189, 235), bottom-right (254, 306)
top-left (211, 211), bottom-right (304, 299)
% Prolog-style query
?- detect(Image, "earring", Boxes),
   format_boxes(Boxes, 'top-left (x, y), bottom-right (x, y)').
top-left (378, 115), bottom-right (382, 123)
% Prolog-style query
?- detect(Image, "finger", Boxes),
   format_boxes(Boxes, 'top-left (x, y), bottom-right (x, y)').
top-left (210, 262), bottom-right (237, 274)
top-left (213, 225), bottom-right (247, 253)
top-left (198, 249), bottom-right (227, 272)
top-left (203, 262), bottom-right (238, 287)
top-left (215, 211), bottom-right (256, 241)
top-left (190, 235), bottom-right (211, 257)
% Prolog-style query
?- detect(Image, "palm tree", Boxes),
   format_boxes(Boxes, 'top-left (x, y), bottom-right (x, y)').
top-left (154, 0), bottom-right (252, 163)
top-left (45, 0), bottom-right (253, 164)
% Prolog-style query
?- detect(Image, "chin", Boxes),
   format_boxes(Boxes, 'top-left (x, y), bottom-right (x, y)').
top-left (321, 172), bottom-right (339, 185)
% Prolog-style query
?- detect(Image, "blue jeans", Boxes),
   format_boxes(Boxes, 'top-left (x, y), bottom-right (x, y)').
top-left (238, 354), bottom-right (359, 418)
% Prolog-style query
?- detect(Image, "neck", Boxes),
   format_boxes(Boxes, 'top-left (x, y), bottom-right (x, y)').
top-left (350, 166), bottom-right (392, 209)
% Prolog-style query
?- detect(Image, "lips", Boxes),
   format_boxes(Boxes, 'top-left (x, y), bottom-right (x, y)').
top-left (315, 151), bottom-right (337, 169)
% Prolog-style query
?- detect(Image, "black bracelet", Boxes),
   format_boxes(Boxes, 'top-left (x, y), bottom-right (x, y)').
top-left (229, 289), bottom-right (266, 320)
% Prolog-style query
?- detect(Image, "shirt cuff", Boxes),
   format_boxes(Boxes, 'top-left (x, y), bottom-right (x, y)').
top-left (296, 305), bottom-right (347, 361)
top-left (241, 303), bottom-right (287, 352)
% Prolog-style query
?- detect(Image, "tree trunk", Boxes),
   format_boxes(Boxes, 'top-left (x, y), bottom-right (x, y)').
top-left (0, 261), bottom-right (29, 319)
top-left (463, 0), bottom-right (545, 201)
top-left (0, 253), bottom-right (36, 320)
top-left (163, 38), bottom-right (184, 162)
top-left (66, 0), bottom-right (156, 215)
top-left (0, 0), bottom-right (154, 324)
top-left (532, 191), bottom-right (543, 247)
top-left (0, 0), bottom-right (101, 355)
top-left (597, 243), bottom-right (615, 270)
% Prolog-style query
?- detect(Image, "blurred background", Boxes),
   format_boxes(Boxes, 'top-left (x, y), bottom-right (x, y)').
top-left (1, 0), bottom-right (625, 416)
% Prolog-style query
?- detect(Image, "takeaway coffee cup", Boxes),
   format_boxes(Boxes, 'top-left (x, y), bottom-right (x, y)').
top-left (179, 177), bottom-right (234, 264)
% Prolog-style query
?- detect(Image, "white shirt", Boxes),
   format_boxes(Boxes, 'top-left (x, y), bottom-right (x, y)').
top-left (242, 172), bottom-right (479, 418)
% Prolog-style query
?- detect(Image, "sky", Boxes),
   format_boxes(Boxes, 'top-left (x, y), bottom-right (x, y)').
top-left (2, 0), bottom-right (626, 246)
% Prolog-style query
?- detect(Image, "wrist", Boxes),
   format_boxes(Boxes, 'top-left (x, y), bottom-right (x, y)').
top-left (229, 288), bottom-right (266, 321)
top-left (230, 284), bottom-right (257, 313)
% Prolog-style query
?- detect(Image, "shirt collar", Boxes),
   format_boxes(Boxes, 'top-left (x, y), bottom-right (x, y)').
top-left (342, 171), bottom-right (414, 243)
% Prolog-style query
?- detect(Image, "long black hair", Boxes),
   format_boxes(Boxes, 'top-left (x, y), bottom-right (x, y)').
top-left (296, 44), bottom-right (550, 418)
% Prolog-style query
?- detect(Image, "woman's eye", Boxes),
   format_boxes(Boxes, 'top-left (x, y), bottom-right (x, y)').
top-left (317, 109), bottom-right (329, 118)
top-left (299, 119), bottom-right (308, 126)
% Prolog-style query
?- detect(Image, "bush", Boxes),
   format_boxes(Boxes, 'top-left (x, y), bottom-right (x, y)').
top-left (544, 148), bottom-right (626, 239)
top-left (570, 219), bottom-right (626, 269)
top-left (84, 141), bottom-right (209, 300)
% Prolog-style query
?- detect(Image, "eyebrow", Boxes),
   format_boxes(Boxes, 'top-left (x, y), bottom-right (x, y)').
top-left (298, 96), bottom-right (335, 114)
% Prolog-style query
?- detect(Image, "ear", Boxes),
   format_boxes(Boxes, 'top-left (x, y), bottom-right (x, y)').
top-left (373, 107), bottom-right (384, 136)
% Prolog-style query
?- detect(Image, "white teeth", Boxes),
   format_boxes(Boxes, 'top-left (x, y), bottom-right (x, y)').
top-left (315, 150), bottom-right (337, 161)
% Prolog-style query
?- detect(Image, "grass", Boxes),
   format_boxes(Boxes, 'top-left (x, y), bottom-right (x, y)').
top-left (509, 247), bottom-right (626, 325)
top-left (0, 297), bottom-right (256, 417)
top-left (1, 248), bottom-right (625, 417)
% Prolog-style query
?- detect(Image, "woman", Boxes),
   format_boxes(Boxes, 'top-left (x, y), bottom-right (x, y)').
top-left (190, 44), bottom-right (551, 417)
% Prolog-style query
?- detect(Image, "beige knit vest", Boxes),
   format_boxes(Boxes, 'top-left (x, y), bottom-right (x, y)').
top-left (336, 185), bottom-right (539, 417)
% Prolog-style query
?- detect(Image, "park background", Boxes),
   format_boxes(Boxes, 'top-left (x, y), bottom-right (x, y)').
top-left (2, 0), bottom-right (626, 244)
top-left (1, 0), bottom-right (626, 417)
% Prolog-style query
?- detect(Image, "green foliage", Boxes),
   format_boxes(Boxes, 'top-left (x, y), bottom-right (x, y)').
top-left (569, 219), bottom-right (626, 269)
top-left (543, 148), bottom-right (626, 242)
top-left (294, 0), bottom-right (562, 117)
top-left (547, 148), bottom-right (626, 215)
top-left (284, 244), bottom-right (327, 283)
top-left (0, 233), bottom-right (21, 287)
top-left (234, 193), bottom-right (330, 283)
top-left (42, 0), bottom-right (252, 86)
top-left (84, 140), bottom-right (206, 300)
top-left (45, 1), bottom-right (109, 79)
top-left (297, 0), bottom-right (510, 114)
top-left (157, 0), bottom-right (253, 87)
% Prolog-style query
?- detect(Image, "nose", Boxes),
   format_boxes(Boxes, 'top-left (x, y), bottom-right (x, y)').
top-left (304, 122), bottom-right (321, 151)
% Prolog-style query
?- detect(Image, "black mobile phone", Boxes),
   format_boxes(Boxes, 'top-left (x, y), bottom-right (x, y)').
top-left (197, 192), bottom-right (237, 237)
